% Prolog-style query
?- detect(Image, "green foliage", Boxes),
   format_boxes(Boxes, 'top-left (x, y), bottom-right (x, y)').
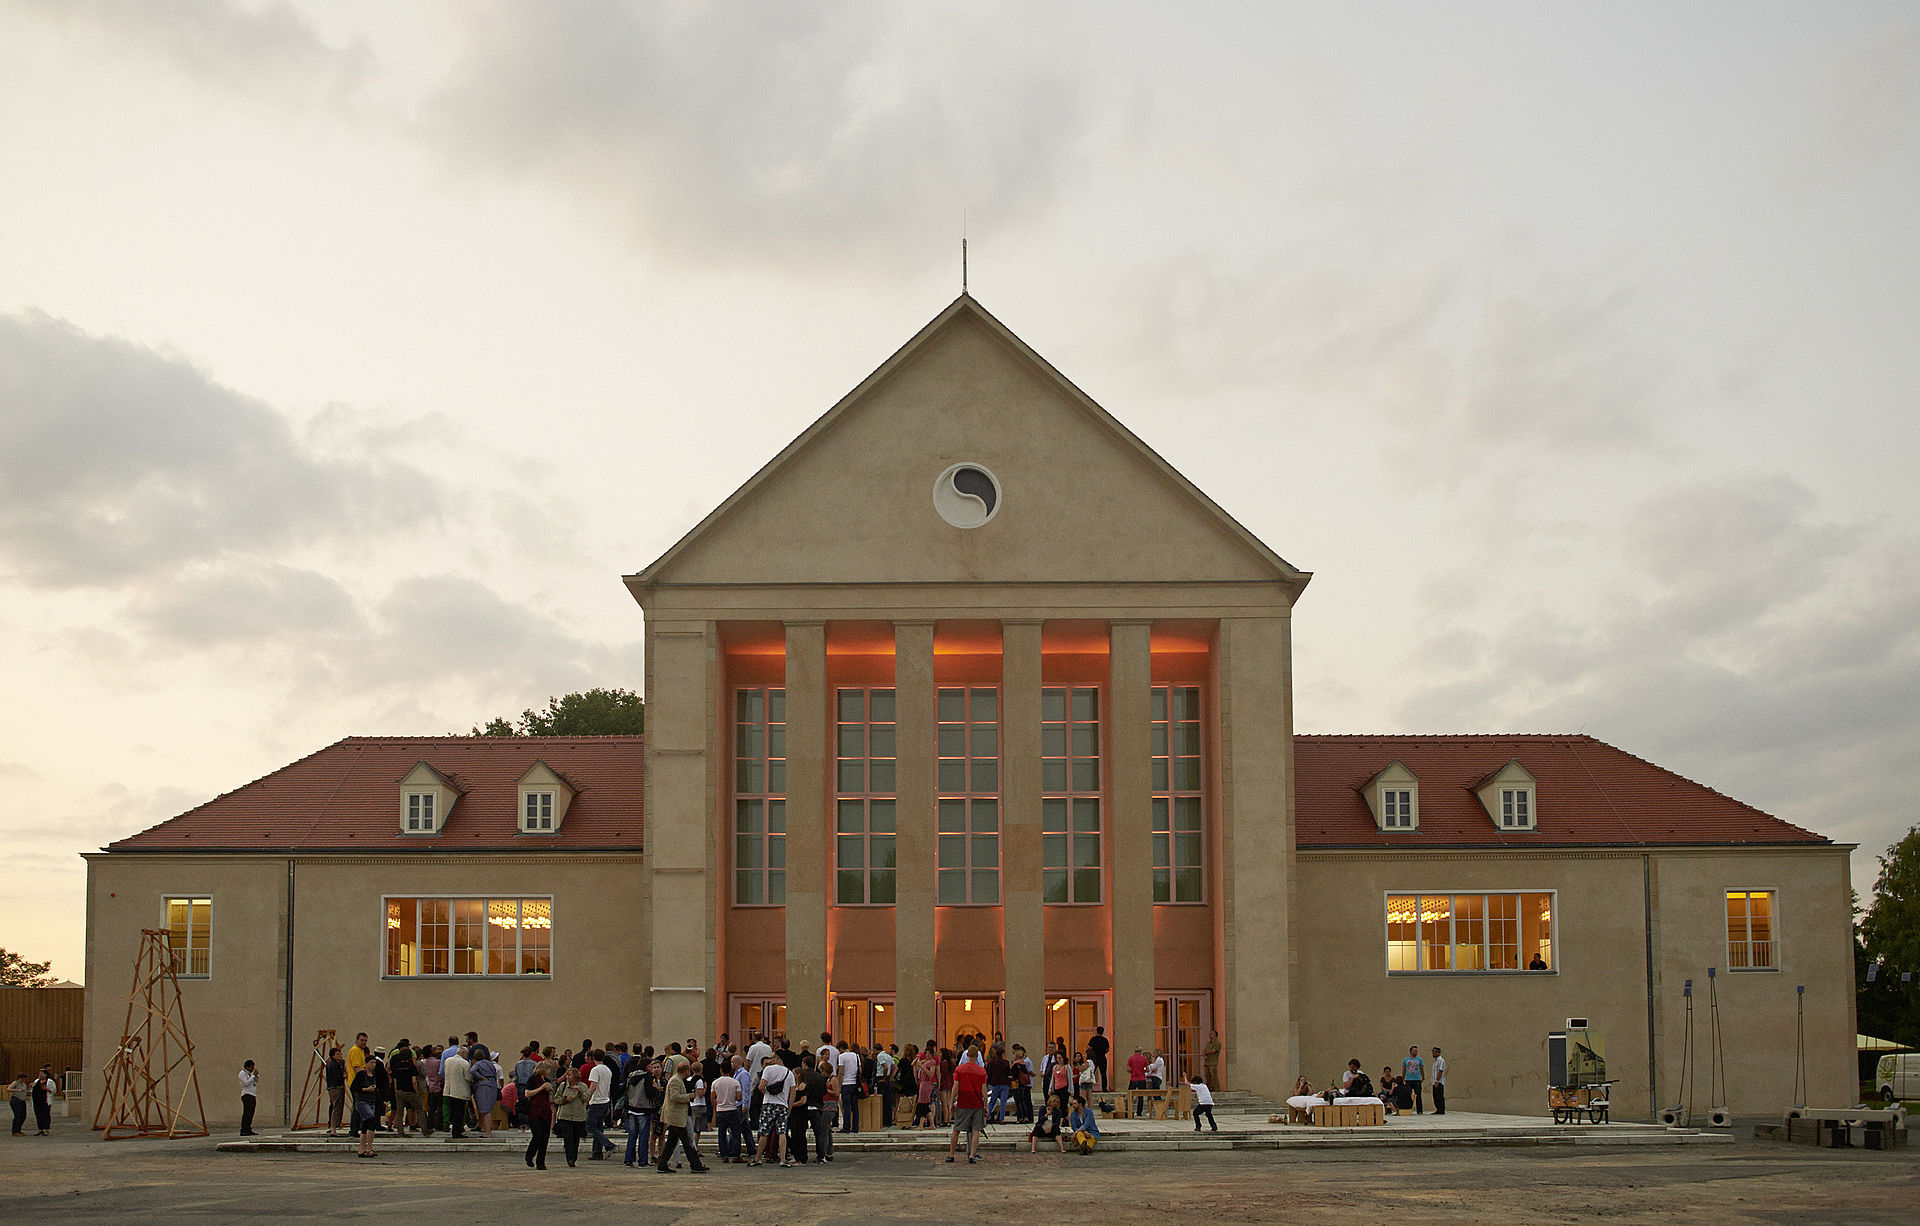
top-left (1857, 824), bottom-right (1920, 1049)
top-left (0, 948), bottom-right (55, 987)
top-left (470, 688), bottom-right (645, 738)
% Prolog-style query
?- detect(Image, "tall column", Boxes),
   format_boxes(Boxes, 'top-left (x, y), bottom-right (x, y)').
top-left (1108, 620), bottom-right (1155, 1067)
top-left (783, 622), bottom-right (828, 1044)
top-left (644, 620), bottom-right (719, 1042)
top-left (893, 621), bottom-right (938, 1050)
top-left (1001, 620), bottom-right (1045, 1053)
top-left (1216, 615), bottom-right (1294, 1098)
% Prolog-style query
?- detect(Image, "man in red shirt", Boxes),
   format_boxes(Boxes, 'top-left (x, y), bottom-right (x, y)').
top-left (1127, 1047), bottom-right (1151, 1117)
top-left (946, 1044), bottom-right (990, 1164)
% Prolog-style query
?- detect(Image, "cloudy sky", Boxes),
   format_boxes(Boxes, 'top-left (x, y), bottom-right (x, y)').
top-left (3, 1), bottom-right (1916, 983)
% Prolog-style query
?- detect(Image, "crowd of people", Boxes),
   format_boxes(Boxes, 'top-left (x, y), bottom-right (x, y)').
top-left (302, 1025), bottom-right (1229, 1167)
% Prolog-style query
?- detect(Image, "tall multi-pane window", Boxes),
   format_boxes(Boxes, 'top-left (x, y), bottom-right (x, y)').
top-left (734, 687), bottom-right (787, 906)
top-left (1500, 788), bottom-right (1532, 828)
top-left (937, 687), bottom-right (1000, 904)
top-left (836, 688), bottom-right (897, 904)
top-left (1042, 686), bottom-right (1102, 904)
top-left (1151, 685), bottom-right (1204, 903)
top-left (405, 792), bottom-right (435, 832)
top-left (1727, 890), bottom-right (1775, 969)
top-left (164, 897), bottom-right (212, 977)
top-left (1386, 892), bottom-right (1554, 973)
top-left (385, 896), bottom-right (551, 977)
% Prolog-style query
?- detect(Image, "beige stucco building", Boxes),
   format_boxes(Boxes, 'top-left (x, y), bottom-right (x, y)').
top-left (85, 295), bottom-right (1855, 1126)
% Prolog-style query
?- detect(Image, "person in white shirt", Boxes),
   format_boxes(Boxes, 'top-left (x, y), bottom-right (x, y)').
top-left (815, 1034), bottom-right (839, 1080)
top-left (586, 1052), bottom-right (615, 1160)
top-left (1147, 1051), bottom-right (1167, 1090)
top-left (238, 1060), bottom-right (259, 1136)
top-left (836, 1045), bottom-right (862, 1133)
top-left (1189, 1075), bottom-right (1218, 1133)
top-left (757, 1058), bottom-right (793, 1167)
top-left (1430, 1047), bottom-right (1447, 1115)
top-left (745, 1034), bottom-right (773, 1080)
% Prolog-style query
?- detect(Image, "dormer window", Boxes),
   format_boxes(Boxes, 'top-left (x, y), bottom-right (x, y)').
top-left (517, 761), bottom-right (575, 835)
top-left (1500, 787), bottom-right (1532, 829)
top-left (398, 761), bottom-right (458, 835)
top-left (406, 792), bottom-right (436, 832)
top-left (1475, 760), bottom-right (1538, 832)
top-left (523, 791), bottom-right (555, 832)
top-left (1363, 760), bottom-right (1420, 832)
top-left (1383, 790), bottom-right (1414, 828)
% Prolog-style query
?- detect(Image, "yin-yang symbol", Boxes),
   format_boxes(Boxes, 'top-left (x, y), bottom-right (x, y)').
top-left (932, 462), bottom-right (1001, 528)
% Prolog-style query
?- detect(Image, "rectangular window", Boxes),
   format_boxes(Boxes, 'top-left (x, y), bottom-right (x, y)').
top-left (1042, 686), bottom-right (1102, 904)
top-left (836, 688), bottom-right (897, 905)
top-left (523, 791), bottom-right (553, 831)
top-left (1727, 890), bottom-right (1775, 969)
top-left (1385, 892), bottom-right (1555, 974)
top-left (164, 897), bottom-right (212, 977)
top-left (733, 687), bottom-right (787, 906)
top-left (1151, 685), bottom-right (1204, 903)
top-left (1382, 789), bottom-right (1413, 828)
top-left (406, 792), bottom-right (435, 832)
top-left (1500, 788), bottom-right (1531, 827)
top-left (385, 896), bottom-right (552, 977)
top-left (937, 687), bottom-right (999, 904)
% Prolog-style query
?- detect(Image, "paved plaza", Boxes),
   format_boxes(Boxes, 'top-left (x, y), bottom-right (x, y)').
top-left (3, 1114), bottom-right (1914, 1224)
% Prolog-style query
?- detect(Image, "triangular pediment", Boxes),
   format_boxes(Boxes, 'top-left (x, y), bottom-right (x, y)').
top-left (631, 296), bottom-right (1308, 593)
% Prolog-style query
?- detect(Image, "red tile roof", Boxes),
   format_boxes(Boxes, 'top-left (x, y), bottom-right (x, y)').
top-left (104, 732), bottom-right (1824, 855)
top-left (106, 737), bottom-right (644, 853)
top-left (1295, 734), bottom-right (1826, 849)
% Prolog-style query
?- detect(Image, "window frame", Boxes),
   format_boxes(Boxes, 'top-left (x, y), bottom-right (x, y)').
top-left (521, 789), bottom-right (555, 833)
top-left (1042, 685), bottom-right (1103, 905)
top-left (1151, 684), bottom-right (1206, 904)
top-left (163, 895), bottom-right (213, 978)
top-left (937, 686), bottom-right (1001, 906)
top-left (404, 790), bottom-right (437, 834)
top-left (835, 687), bottom-right (898, 907)
top-left (1499, 786), bottom-right (1534, 829)
top-left (382, 895), bottom-right (553, 979)
top-left (1725, 887), bottom-right (1779, 972)
top-left (1382, 890), bottom-right (1558, 976)
top-left (732, 686), bottom-right (787, 908)
top-left (1382, 788), bottom-right (1414, 829)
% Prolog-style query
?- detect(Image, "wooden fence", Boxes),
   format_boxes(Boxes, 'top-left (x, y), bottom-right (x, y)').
top-left (0, 985), bottom-right (84, 1081)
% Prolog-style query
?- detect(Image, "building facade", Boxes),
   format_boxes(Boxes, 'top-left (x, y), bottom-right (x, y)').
top-left (85, 295), bottom-right (1855, 1124)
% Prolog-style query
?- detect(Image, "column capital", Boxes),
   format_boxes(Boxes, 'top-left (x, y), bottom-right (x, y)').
top-left (1109, 617), bottom-right (1155, 630)
top-left (1000, 617), bottom-right (1046, 628)
top-left (892, 618), bottom-right (937, 629)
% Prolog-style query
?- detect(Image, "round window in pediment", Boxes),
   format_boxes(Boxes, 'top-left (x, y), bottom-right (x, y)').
top-left (932, 462), bottom-right (1001, 528)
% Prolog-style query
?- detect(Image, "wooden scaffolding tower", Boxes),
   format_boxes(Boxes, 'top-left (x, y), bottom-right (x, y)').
top-left (291, 1029), bottom-right (337, 1131)
top-left (93, 929), bottom-right (209, 1139)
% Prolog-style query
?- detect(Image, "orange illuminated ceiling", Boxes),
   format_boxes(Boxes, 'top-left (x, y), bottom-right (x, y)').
top-left (719, 618), bottom-right (1216, 657)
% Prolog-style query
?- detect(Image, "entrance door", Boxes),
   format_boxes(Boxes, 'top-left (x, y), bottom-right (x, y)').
top-left (935, 993), bottom-right (1001, 1052)
top-left (1044, 993), bottom-right (1107, 1061)
top-left (1154, 992), bottom-right (1209, 1083)
top-left (731, 996), bottom-right (787, 1042)
top-left (830, 995), bottom-right (896, 1052)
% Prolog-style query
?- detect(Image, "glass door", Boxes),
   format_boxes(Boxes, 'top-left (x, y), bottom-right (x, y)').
top-left (1044, 993), bottom-right (1107, 1061)
top-left (731, 995), bottom-right (787, 1043)
top-left (935, 993), bottom-right (1002, 1052)
top-left (830, 995), bottom-right (896, 1053)
top-left (1153, 992), bottom-right (1209, 1083)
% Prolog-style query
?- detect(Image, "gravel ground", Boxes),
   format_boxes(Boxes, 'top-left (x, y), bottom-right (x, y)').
top-left (2, 1122), bottom-right (1915, 1224)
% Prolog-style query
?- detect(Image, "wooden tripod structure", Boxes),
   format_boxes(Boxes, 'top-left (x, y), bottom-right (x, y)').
top-left (95, 929), bottom-right (209, 1139)
top-left (291, 1029), bottom-right (337, 1131)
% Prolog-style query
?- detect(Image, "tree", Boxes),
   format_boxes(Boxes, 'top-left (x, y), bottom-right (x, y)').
top-left (0, 948), bottom-right (55, 987)
top-left (470, 687), bottom-right (645, 737)
top-left (1857, 823), bottom-right (1920, 1049)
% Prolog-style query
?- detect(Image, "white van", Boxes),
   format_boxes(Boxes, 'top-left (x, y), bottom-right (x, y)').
top-left (1874, 1053), bottom-right (1919, 1103)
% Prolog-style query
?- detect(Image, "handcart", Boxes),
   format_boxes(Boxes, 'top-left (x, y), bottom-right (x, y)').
top-left (1549, 1081), bottom-right (1613, 1124)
